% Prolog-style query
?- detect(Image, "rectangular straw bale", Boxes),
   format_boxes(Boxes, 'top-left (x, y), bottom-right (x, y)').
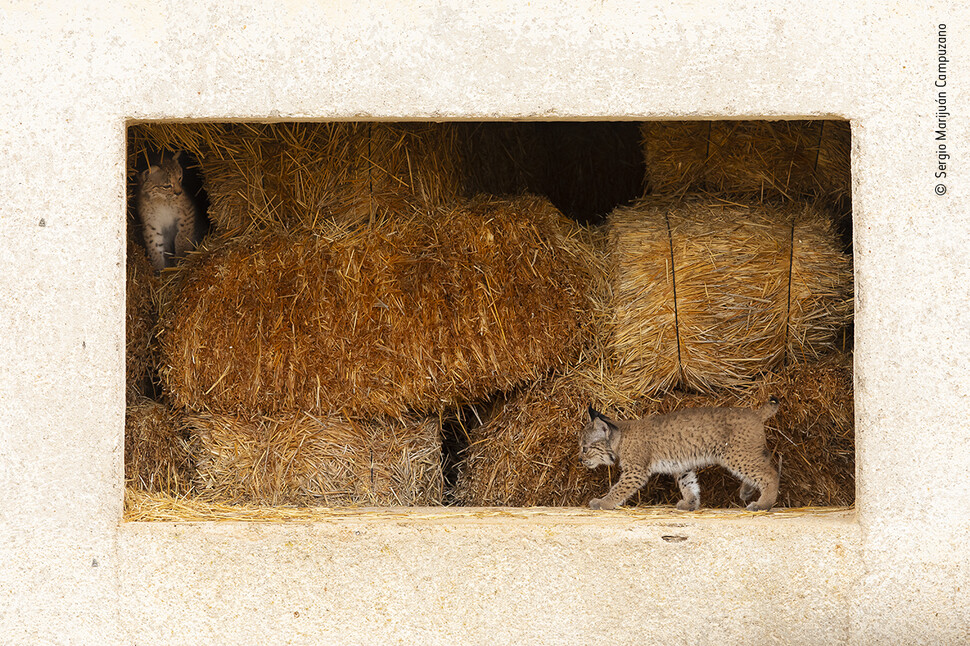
top-left (641, 120), bottom-right (851, 203)
top-left (125, 397), bottom-right (195, 494)
top-left (187, 413), bottom-right (442, 507)
top-left (454, 352), bottom-right (853, 509)
top-left (158, 195), bottom-right (604, 419)
top-left (129, 122), bottom-right (464, 232)
top-left (608, 197), bottom-right (852, 395)
top-left (126, 237), bottom-right (159, 401)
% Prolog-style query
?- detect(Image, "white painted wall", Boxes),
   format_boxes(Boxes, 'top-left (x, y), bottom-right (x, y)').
top-left (0, 2), bottom-right (966, 644)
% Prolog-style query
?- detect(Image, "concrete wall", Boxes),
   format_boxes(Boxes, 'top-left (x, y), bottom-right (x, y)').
top-left (1, 2), bottom-right (966, 644)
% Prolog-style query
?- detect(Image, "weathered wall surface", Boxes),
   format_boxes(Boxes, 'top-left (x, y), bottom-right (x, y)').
top-left (0, 2), bottom-right (966, 644)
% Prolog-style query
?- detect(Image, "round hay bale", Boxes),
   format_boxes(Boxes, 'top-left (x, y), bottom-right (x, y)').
top-left (188, 413), bottom-right (442, 506)
top-left (608, 197), bottom-right (852, 395)
top-left (455, 352), bottom-right (853, 509)
top-left (126, 238), bottom-right (159, 401)
top-left (159, 195), bottom-right (603, 418)
top-left (641, 120), bottom-right (851, 203)
top-left (130, 122), bottom-right (464, 232)
top-left (125, 397), bottom-right (194, 494)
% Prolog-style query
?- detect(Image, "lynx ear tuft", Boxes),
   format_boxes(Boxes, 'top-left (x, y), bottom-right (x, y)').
top-left (587, 404), bottom-right (599, 421)
top-left (768, 395), bottom-right (779, 406)
top-left (591, 416), bottom-right (614, 439)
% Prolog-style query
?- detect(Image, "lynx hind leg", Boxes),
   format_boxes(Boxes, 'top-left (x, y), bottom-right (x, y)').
top-left (729, 451), bottom-right (779, 512)
top-left (739, 481), bottom-right (757, 503)
top-left (590, 467), bottom-right (649, 510)
top-left (675, 471), bottom-right (700, 511)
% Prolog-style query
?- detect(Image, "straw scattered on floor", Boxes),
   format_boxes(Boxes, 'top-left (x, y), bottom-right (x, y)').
top-left (124, 487), bottom-right (852, 523)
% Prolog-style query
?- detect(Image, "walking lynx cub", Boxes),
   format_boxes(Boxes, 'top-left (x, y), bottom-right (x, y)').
top-left (580, 398), bottom-right (780, 511)
top-left (137, 151), bottom-right (200, 272)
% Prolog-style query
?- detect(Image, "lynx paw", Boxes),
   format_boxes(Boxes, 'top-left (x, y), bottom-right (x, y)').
top-left (739, 483), bottom-right (757, 503)
top-left (589, 498), bottom-right (616, 510)
top-left (746, 502), bottom-right (773, 512)
top-left (675, 499), bottom-right (699, 511)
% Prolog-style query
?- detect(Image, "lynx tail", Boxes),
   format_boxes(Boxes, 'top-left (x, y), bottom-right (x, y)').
top-left (759, 396), bottom-right (780, 422)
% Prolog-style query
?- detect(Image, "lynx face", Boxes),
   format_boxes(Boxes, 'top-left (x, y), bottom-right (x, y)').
top-left (579, 411), bottom-right (617, 469)
top-left (140, 157), bottom-right (184, 198)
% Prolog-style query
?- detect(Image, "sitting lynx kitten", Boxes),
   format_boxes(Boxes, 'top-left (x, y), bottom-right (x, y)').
top-left (580, 397), bottom-right (780, 511)
top-left (137, 151), bottom-right (200, 272)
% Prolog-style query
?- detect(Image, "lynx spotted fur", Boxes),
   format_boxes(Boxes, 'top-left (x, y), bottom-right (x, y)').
top-left (137, 152), bottom-right (200, 272)
top-left (580, 398), bottom-right (780, 511)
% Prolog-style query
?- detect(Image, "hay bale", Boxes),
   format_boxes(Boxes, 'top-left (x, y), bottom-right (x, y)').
top-left (158, 195), bottom-right (603, 418)
top-left (128, 122), bottom-right (463, 232)
top-left (188, 413), bottom-right (442, 506)
top-left (455, 353), bottom-right (853, 508)
top-left (608, 197), bottom-right (852, 395)
top-left (126, 238), bottom-right (158, 401)
top-left (641, 120), bottom-right (851, 203)
top-left (125, 397), bottom-right (194, 494)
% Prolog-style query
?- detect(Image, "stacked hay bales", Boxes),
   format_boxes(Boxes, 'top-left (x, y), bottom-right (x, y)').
top-left (125, 122), bottom-right (474, 507)
top-left (123, 119), bottom-right (854, 512)
top-left (128, 122), bottom-right (463, 232)
top-left (640, 120), bottom-right (851, 203)
top-left (188, 413), bottom-right (442, 506)
top-left (608, 197), bottom-right (853, 395)
top-left (455, 352), bottom-right (853, 508)
top-left (458, 122), bottom-right (854, 510)
top-left (125, 397), bottom-right (194, 494)
top-left (158, 195), bottom-right (602, 420)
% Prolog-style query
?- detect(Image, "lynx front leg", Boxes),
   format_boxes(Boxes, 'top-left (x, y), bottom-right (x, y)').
top-left (174, 221), bottom-right (194, 260)
top-left (674, 471), bottom-right (700, 511)
top-left (142, 226), bottom-right (168, 272)
top-left (590, 468), bottom-right (649, 510)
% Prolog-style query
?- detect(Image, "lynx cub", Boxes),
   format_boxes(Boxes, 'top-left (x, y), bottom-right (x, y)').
top-left (580, 398), bottom-right (780, 511)
top-left (137, 151), bottom-right (200, 272)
